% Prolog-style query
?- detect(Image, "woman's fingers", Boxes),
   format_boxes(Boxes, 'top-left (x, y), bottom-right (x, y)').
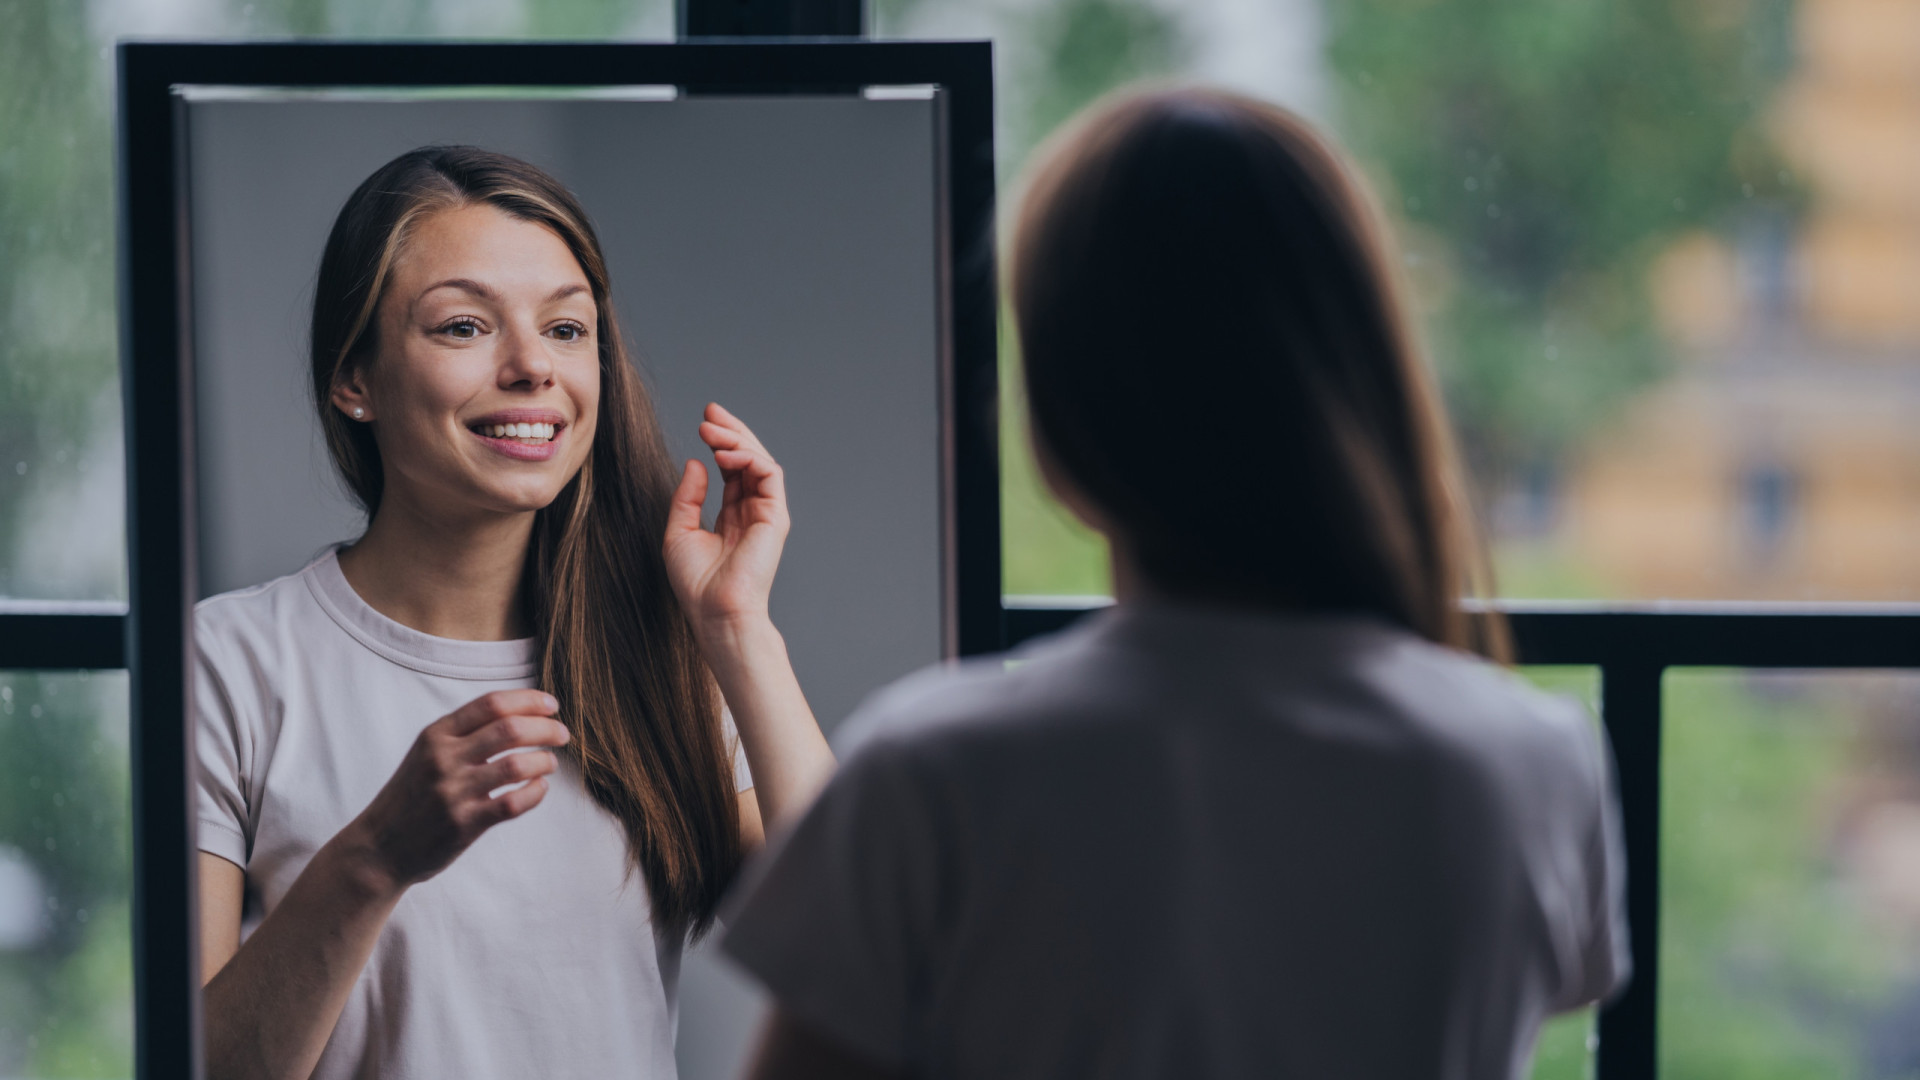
top-left (483, 775), bottom-right (550, 824)
top-left (466, 714), bottom-right (571, 762)
top-left (442, 689), bottom-right (559, 736)
top-left (700, 403), bottom-right (772, 457)
top-left (705, 401), bottom-right (759, 441)
top-left (714, 447), bottom-right (787, 515)
top-left (698, 419), bottom-right (742, 451)
top-left (713, 447), bottom-right (777, 480)
top-left (665, 458), bottom-right (709, 539)
top-left (471, 748), bottom-right (559, 796)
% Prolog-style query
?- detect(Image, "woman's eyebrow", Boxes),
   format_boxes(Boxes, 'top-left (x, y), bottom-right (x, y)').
top-left (420, 277), bottom-right (499, 301)
top-left (418, 279), bottom-right (588, 304)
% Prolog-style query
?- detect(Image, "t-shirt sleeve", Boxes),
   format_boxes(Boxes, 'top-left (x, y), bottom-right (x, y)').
top-left (719, 737), bottom-right (946, 1068)
top-left (721, 707), bottom-right (753, 793)
top-left (193, 627), bottom-right (253, 868)
top-left (1557, 710), bottom-right (1633, 1010)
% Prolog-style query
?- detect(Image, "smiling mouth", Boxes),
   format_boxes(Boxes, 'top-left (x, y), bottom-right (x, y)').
top-left (469, 422), bottom-right (560, 444)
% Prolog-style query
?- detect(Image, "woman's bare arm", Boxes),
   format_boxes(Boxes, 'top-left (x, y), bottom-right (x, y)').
top-left (738, 790), bottom-right (767, 851)
top-left (706, 618), bottom-right (834, 836)
top-left (201, 835), bottom-right (410, 1079)
top-left (198, 690), bottom-right (566, 1080)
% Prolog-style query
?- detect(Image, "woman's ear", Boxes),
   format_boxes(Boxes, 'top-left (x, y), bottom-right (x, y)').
top-left (330, 365), bottom-right (374, 423)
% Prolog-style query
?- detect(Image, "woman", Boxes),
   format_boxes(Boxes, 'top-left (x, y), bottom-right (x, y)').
top-left (719, 88), bottom-right (1629, 1079)
top-left (193, 145), bottom-right (834, 1080)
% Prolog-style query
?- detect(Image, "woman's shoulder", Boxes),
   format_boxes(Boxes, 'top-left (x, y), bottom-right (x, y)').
top-left (1380, 631), bottom-right (1595, 743)
top-left (828, 612), bottom-right (1138, 762)
top-left (1364, 632), bottom-right (1610, 808)
top-left (193, 551), bottom-right (336, 659)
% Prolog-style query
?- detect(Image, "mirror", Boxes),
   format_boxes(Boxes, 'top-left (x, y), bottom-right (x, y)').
top-left (172, 81), bottom-right (970, 1078)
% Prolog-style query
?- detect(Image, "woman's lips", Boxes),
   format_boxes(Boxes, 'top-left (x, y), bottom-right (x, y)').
top-left (468, 424), bottom-right (563, 462)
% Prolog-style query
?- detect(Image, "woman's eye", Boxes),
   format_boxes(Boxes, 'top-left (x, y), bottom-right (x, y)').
top-left (441, 319), bottom-right (481, 340)
top-left (551, 323), bottom-right (587, 342)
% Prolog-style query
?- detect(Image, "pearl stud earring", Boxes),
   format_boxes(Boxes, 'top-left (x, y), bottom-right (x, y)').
top-left (352, 407), bottom-right (365, 419)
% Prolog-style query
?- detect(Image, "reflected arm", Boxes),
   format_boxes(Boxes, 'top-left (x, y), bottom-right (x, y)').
top-left (738, 786), bottom-right (767, 851)
top-left (708, 616), bottom-right (835, 841)
top-left (198, 842), bottom-right (406, 1080)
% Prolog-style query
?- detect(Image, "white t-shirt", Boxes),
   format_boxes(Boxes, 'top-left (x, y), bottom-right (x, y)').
top-left (194, 548), bottom-right (750, 1080)
top-left (721, 601), bottom-right (1629, 1080)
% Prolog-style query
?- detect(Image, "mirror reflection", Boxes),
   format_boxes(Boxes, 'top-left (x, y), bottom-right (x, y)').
top-left (183, 91), bottom-right (948, 1078)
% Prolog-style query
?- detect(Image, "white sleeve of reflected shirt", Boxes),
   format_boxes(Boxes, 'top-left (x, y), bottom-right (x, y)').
top-left (192, 624), bottom-right (253, 868)
top-left (720, 707), bottom-right (754, 793)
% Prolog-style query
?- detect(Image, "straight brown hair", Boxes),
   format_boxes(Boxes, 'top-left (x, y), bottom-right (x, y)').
top-left (1010, 88), bottom-right (1508, 658)
top-left (310, 146), bottom-right (741, 935)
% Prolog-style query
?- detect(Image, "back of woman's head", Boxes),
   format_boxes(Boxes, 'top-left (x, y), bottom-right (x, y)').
top-left (1010, 87), bottom-right (1504, 656)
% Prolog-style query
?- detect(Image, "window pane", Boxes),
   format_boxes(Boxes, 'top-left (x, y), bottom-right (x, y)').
top-left (0, 670), bottom-right (131, 1077)
top-left (0, 5), bottom-right (125, 602)
top-left (930, 0), bottom-right (1920, 603)
top-left (1662, 669), bottom-right (1915, 1076)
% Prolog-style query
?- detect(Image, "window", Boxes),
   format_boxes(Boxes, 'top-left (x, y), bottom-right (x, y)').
top-left (0, 670), bottom-right (130, 1076)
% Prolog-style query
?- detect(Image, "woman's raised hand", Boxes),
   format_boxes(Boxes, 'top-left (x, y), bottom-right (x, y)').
top-left (344, 689), bottom-right (570, 890)
top-left (664, 403), bottom-right (792, 634)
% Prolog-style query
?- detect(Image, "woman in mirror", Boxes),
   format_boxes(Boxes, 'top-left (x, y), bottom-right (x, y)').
top-left (192, 146), bottom-right (834, 1080)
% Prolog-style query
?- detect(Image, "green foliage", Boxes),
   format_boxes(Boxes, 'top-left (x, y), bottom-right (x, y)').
top-left (1532, 1009), bottom-right (1596, 1080)
top-left (1007, 0), bottom-right (1186, 156)
top-left (999, 323), bottom-right (1110, 596)
top-left (1660, 672), bottom-right (1892, 1079)
top-left (1324, 0), bottom-right (1793, 465)
top-left (0, 0), bottom-right (122, 599)
top-left (0, 673), bottom-right (131, 1076)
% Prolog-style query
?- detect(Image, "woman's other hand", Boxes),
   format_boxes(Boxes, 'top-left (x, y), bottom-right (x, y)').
top-left (663, 404), bottom-right (833, 833)
top-left (342, 689), bottom-right (570, 891)
top-left (664, 402), bottom-right (792, 635)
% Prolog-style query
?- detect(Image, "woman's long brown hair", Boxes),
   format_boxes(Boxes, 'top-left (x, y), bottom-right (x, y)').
top-left (1010, 88), bottom-right (1509, 659)
top-left (310, 146), bottom-right (741, 935)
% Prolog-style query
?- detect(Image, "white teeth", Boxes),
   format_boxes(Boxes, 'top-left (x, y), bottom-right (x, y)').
top-left (479, 422), bottom-right (556, 440)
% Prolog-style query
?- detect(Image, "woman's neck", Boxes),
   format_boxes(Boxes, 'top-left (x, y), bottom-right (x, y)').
top-left (336, 497), bottom-right (537, 642)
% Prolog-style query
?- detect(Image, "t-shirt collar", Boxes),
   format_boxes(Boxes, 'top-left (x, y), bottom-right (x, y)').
top-left (304, 545), bottom-right (540, 681)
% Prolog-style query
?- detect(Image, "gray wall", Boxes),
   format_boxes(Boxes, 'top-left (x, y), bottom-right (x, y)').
top-left (184, 93), bottom-right (948, 1079)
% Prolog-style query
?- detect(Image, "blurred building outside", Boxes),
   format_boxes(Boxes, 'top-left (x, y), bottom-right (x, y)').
top-left (1550, 0), bottom-right (1920, 602)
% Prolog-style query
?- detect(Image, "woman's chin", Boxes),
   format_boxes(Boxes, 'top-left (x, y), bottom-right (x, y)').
top-left (464, 478), bottom-right (572, 517)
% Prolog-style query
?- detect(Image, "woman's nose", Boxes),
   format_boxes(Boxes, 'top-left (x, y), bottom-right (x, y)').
top-left (497, 322), bottom-right (555, 387)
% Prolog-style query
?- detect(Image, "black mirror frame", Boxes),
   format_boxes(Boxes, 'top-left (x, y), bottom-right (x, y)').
top-left (115, 39), bottom-right (997, 1079)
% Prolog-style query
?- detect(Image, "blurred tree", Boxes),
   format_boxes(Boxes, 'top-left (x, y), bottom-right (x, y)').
top-left (0, 0), bottom-right (122, 600)
top-left (1008, 0), bottom-right (1186, 155)
top-left (0, 5), bottom-right (135, 1059)
top-left (0, 675), bottom-right (131, 1076)
top-left (1324, 0), bottom-right (1795, 484)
